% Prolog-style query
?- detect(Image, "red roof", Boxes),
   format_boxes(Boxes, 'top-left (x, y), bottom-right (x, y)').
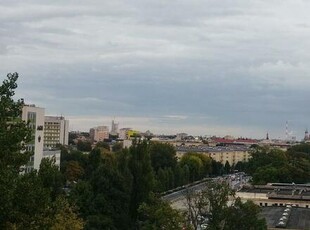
top-left (211, 138), bottom-right (235, 143)
top-left (211, 137), bottom-right (258, 144)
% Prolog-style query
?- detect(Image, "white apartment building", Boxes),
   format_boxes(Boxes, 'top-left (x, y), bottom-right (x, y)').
top-left (22, 105), bottom-right (45, 171)
top-left (90, 126), bottom-right (109, 142)
top-left (44, 116), bottom-right (69, 148)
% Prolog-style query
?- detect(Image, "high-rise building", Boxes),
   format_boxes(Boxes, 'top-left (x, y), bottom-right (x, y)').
top-left (110, 120), bottom-right (119, 136)
top-left (44, 116), bottom-right (69, 148)
top-left (304, 129), bottom-right (310, 142)
top-left (90, 126), bottom-right (109, 142)
top-left (22, 104), bottom-right (45, 171)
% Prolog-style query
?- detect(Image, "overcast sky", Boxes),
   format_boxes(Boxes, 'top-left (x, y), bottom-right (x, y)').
top-left (1, 0), bottom-right (310, 139)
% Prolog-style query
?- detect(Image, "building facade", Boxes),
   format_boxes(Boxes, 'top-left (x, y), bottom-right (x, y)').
top-left (44, 116), bottom-right (69, 148)
top-left (22, 105), bottom-right (45, 171)
top-left (90, 126), bottom-right (109, 142)
top-left (110, 120), bottom-right (119, 136)
top-left (176, 146), bottom-right (250, 166)
top-left (119, 128), bottom-right (132, 140)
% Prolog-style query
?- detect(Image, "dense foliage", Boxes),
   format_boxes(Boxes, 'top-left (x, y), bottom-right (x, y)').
top-left (68, 140), bottom-right (185, 229)
top-left (245, 145), bottom-right (310, 184)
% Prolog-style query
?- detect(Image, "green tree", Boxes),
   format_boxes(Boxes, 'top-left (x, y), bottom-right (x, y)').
top-left (180, 153), bottom-right (203, 181)
top-left (224, 161), bottom-right (231, 174)
top-left (0, 73), bottom-right (34, 228)
top-left (10, 172), bottom-right (51, 229)
top-left (49, 196), bottom-right (84, 230)
top-left (174, 164), bottom-right (184, 187)
top-left (0, 73), bottom-right (32, 171)
top-left (84, 148), bottom-right (101, 179)
top-left (38, 157), bottom-right (64, 200)
top-left (288, 143), bottom-right (310, 154)
top-left (185, 181), bottom-right (233, 230)
top-left (253, 166), bottom-right (279, 184)
top-left (129, 139), bottom-right (155, 221)
top-left (77, 140), bottom-right (92, 152)
top-left (182, 164), bottom-right (190, 185)
top-left (71, 152), bottom-right (132, 229)
top-left (88, 157), bottom-right (131, 229)
top-left (234, 161), bottom-right (247, 172)
top-left (95, 141), bottom-right (110, 151)
top-left (69, 181), bottom-right (93, 220)
top-left (224, 198), bottom-right (267, 230)
top-left (211, 160), bottom-right (224, 176)
top-left (60, 148), bottom-right (88, 182)
top-left (180, 152), bottom-right (212, 182)
top-left (157, 168), bottom-right (168, 191)
top-left (0, 73), bottom-right (81, 229)
top-left (192, 152), bottom-right (212, 176)
top-left (246, 145), bottom-right (310, 184)
top-left (185, 181), bottom-right (266, 230)
top-left (65, 160), bottom-right (85, 182)
top-left (138, 193), bottom-right (185, 230)
top-left (149, 142), bottom-right (177, 172)
top-left (112, 142), bottom-right (123, 152)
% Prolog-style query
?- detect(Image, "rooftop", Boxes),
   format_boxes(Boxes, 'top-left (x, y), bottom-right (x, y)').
top-left (260, 207), bottom-right (310, 229)
top-left (176, 145), bottom-right (250, 153)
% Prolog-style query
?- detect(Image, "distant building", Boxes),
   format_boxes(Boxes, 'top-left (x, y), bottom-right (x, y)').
top-left (176, 133), bottom-right (188, 141)
top-left (119, 128), bottom-right (132, 140)
top-left (142, 130), bottom-right (153, 139)
top-left (22, 104), bottom-right (45, 172)
top-left (110, 120), bottom-right (119, 136)
top-left (210, 137), bottom-right (258, 146)
top-left (90, 126), bottom-right (109, 142)
top-left (44, 116), bottom-right (69, 148)
top-left (176, 145), bottom-right (250, 166)
top-left (22, 105), bottom-right (65, 171)
top-left (127, 130), bottom-right (140, 139)
top-left (208, 148), bottom-right (250, 166)
top-left (304, 129), bottom-right (310, 142)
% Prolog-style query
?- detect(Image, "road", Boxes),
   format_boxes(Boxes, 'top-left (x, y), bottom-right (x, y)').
top-left (162, 173), bottom-right (250, 209)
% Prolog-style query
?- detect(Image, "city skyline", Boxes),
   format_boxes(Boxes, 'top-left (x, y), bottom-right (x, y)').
top-left (2, 1), bottom-right (310, 139)
top-left (67, 115), bottom-right (301, 140)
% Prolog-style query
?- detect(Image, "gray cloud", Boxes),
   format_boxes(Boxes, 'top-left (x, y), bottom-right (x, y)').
top-left (2, 0), bottom-right (310, 139)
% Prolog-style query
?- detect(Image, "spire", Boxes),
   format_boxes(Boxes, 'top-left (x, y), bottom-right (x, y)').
top-left (304, 129), bottom-right (309, 141)
top-left (266, 132), bottom-right (269, 140)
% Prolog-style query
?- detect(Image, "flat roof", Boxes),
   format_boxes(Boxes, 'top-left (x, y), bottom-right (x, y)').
top-left (260, 207), bottom-right (310, 229)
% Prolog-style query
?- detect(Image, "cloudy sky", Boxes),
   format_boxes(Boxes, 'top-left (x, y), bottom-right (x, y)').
top-left (1, 0), bottom-right (310, 139)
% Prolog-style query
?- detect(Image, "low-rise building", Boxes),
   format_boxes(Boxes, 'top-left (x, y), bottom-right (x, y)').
top-left (119, 128), bottom-right (140, 140)
top-left (176, 145), bottom-right (250, 165)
